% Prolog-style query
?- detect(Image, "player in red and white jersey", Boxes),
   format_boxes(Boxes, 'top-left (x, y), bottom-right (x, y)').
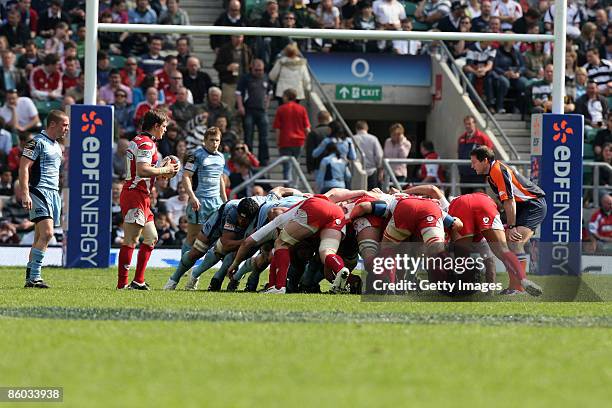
top-left (588, 194), bottom-right (612, 253)
top-left (408, 185), bottom-right (542, 296)
top-left (117, 110), bottom-right (179, 290)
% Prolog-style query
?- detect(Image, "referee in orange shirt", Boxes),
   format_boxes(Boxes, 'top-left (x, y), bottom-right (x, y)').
top-left (470, 146), bottom-right (547, 295)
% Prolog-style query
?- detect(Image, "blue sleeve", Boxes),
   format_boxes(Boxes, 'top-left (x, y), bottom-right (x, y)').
top-left (443, 213), bottom-right (455, 229)
top-left (236, 76), bottom-right (248, 96)
top-left (347, 139), bottom-right (357, 161)
top-left (21, 138), bottom-right (40, 161)
top-left (316, 159), bottom-right (326, 190)
top-left (312, 138), bottom-right (330, 159)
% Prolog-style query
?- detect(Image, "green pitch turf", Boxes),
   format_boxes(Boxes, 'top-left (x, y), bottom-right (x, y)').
top-left (1, 267), bottom-right (611, 408)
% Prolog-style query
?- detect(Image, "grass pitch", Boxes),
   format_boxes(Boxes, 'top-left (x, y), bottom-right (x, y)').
top-left (1, 267), bottom-right (611, 408)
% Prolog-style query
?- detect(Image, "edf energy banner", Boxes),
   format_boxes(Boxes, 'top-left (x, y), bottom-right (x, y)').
top-left (65, 105), bottom-right (113, 267)
top-left (531, 114), bottom-right (583, 275)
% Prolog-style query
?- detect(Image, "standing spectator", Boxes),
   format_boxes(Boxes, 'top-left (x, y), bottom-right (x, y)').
top-left (175, 36), bottom-right (191, 69)
top-left (471, 0), bottom-right (492, 32)
top-left (437, 1), bottom-right (467, 32)
top-left (0, 8), bottom-right (30, 51)
top-left (305, 110), bottom-right (332, 174)
top-left (316, 143), bottom-right (350, 193)
top-left (139, 36), bottom-right (165, 75)
top-left (16, 40), bottom-right (43, 77)
top-left (37, 0), bottom-right (71, 38)
top-left (415, 0), bottom-right (451, 29)
top-left (158, 0), bottom-right (190, 48)
top-left (419, 140), bottom-right (444, 183)
top-left (593, 113), bottom-right (612, 160)
top-left (492, 0), bottom-right (522, 31)
top-left (99, 69), bottom-right (132, 105)
top-left (575, 81), bottom-right (609, 129)
top-left (120, 56), bottom-right (146, 89)
top-left (0, 50), bottom-right (28, 102)
top-left (113, 89), bottom-right (136, 139)
top-left (133, 87), bottom-right (161, 128)
top-left (236, 59), bottom-right (273, 165)
top-left (165, 181), bottom-right (189, 229)
top-left (256, 0), bottom-right (282, 67)
top-left (112, 138), bottom-right (130, 180)
top-left (463, 41), bottom-right (496, 106)
top-left (383, 123), bottom-right (411, 183)
top-left (492, 33), bottom-right (528, 113)
top-left (128, 0), bottom-right (157, 24)
top-left (96, 51), bottom-right (112, 87)
top-left (182, 57), bottom-right (213, 105)
top-left (273, 88), bottom-right (311, 184)
top-left (583, 48), bottom-right (612, 96)
top-left (61, 56), bottom-right (80, 94)
top-left (0, 89), bottom-right (40, 132)
top-left (211, 0), bottom-right (246, 52)
top-left (353, 120), bottom-right (383, 190)
top-left (214, 35), bottom-right (252, 113)
top-left (170, 86), bottom-right (198, 130)
top-left (269, 43), bottom-right (311, 103)
top-left (202, 86), bottom-right (231, 127)
top-left (457, 114), bottom-right (493, 193)
top-left (588, 193), bottom-right (612, 253)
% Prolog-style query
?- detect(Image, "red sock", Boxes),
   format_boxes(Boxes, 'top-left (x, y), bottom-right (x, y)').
top-left (503, 251), bottom-right (526, 284)
top-left (324, 254), bottom-right (345, 275)
top-left (274, 248), bottom-right (290, 289)
top-left (134, 244), bottom-right (154, 284)
top-left (268, 256), bottom-right (277, 288)
top-left (118, 245), bottom-right (134, 288)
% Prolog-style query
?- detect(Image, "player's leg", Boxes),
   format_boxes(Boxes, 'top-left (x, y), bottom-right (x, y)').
top-left (119, 221), bottom-right (144, 289)
top-left (130, 220), bottom-right (157, 289)
top-left (317, 228), bottom-right (346, 292)
top-left (210, 250), bottom-right (237, 291)
top-left (184, 223), bottom-right (201, 254)
top-left (268, 221), bottom-right (315, 293)
top-left (356, 224), bottom-right (382, 290)
top-left (25, 218), bottom-right (54, 288)
top-left (244, 250), bottom-right (270, 292)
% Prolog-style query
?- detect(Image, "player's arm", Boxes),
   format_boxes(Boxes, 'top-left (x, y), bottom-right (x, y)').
top-left (219, 230), bottom-right (244, 253)
top-left (18, 156), bottom-right (35, 210)
top-left (324, 188), bottom-right (369, 203)
top-left (270, 186), bottom-right (303, 197)
top-left (219, 175), bottom-right (227, 202)
top-left (404, 184), bottom-right (444, 200)
top-left (182, 170), bottom-right (200, 211)
top-left (227, 235), bottom-right (258, 276)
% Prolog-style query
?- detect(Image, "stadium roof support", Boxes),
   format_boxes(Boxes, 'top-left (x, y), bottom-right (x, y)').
top-left (86, 0), bottom-right (566, 113)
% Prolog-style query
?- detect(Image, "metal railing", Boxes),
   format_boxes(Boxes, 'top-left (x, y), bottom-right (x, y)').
top-left (229, 156), bottom-right (313, 197)
top-left (439, 42), bottom-right (521, 160)
top-left (382, 158), bottom-right (612, 200)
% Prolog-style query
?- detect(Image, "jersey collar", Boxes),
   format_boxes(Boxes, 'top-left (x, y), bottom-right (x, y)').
top-left (487, 160), bottom-right (495, 176)
top-left (40, 130), bottom-right (55, 143)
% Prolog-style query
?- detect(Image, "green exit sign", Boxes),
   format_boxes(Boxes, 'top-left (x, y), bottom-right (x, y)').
top-left (335, 85), bottom-right (382, 101)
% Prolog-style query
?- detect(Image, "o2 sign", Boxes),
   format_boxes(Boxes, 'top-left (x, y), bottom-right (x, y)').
top-left (351, 58), bottom-right (374, 82)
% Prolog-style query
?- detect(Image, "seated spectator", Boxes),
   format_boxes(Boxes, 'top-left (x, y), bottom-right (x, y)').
top-left (38, 0), bottom-right (71, 38)
top-left (492, 0), bottom-right (522, 31)
top-left (158, 122), bottom-right (180, 157)
top-left (216, 115), bottom-right (239, 154)
top-left (393, 18), bottom-right (423, 56)
top-left (97, 51), bottom-right (112, 87)
top-left (182, 57), bottom-right (213, 105)
top-left (155, 176), bottom-right (177, 199)
top-left (158, 0), bottom-right (190, 48)
top-left (139, 36), bottom-right (165, 75)
top-left (575, 81), bottom-right (609, 129)
top-left (463, 40), bottom-right (496, 105)
top-left (165, 71), bottom-right (193, 106)
top-left (574, 67), bottom-right (589, 100)
top-left (174, 215), bottom-right (188, 246)
top-left (175, 36), bottom-right (191, 69)
top-left (316, 0), bottom-right (341, 30)
top-left (255, 0), bottom-right (281, 66)
top-left (155, 55), bottom-right (179, 95)
top-left (170, 86), bottom-right (197, 130)
top-left (0, 118), bottom-right (11, 157)
top-left (99, 69), bottom-right (132, 105)
top-left (597, 142), bottom-right (612, 187)
top-left (0, 89), bottom-right (40, 133)
top-left (543, 1), bottom-right (582, 39)
top-left (530, 64), bottom-right (553, 113)
top-left (353, 1), bottom-right (379, 53)
top-left (202, 86), bottom-right (231, 127)
top-left (228, 154), bottom-right (256, 198)
top-left (415, 0), bottom-right (451, 29)
top-left (419, 140), bottom-right (444, 183)
top-left (524, 41), bottom-right (551, 82)
top-left (184, 111), bottom-right (209, 151)
top-left (512, 7), bottom-right (540, 34)
top-left (120, 57), bottom-right (146, 89)
top-left (0, 169), bottom-right (13, 195)
top-left (0, 8), bottom-right (30, 51)
top-left (446, 16), bottom-right (472, 64)
top-left (211, 0), bottom-right (246, 52)
top-left (3, 181), bottom-right (34, 233)
top-left (593, 113), bottom-right (612, 159)
top-left (133, 87), bottom-right (161, 128)
top-left (372, 0), bottom-right (405, 52)
top-left (383, 123), bottom-right (411, 183)
top-left (583, 48), bottom-right (612, 96)
top-left (62, 56), bottom-right (81, 93)
top-left (155, 213), bottom-right (176, 247)
top-left (169, 139), bottom-right (188, 191)
top-left (292, 0), bottom-right (319, 29)
top-left (269, 43), bottom-right (311, 103)
top-left (16, 40), bottom-right (43, 77)
top-left (471, 0), bottom-right (491, 33)
top-left (99, 11), bottom-right (123, 55)
top-left (0, 220), bottom-right (20, 244)
top-left (165, 181), bottom-right (188, 228)
top-left (588, 193), bottom-right (612, 254)
top-left (44, 21), bottom-right (70, 56)
top-left (316, 143), bottom-right (350, 193)
top-left (492, 33), bottom-right (528, 113)
top-left (61, 95), bottom-right (75, 112)
top-left (7, 133), bottom-right (31, 179)
top-left (129, 0), bottom-right (157, 24)
top-left (112, 138), bottom-right (130, 180)
top-left (29, 53), bottom-right (63, 102)
top-left (65, 71), bottom-right (85, 103)
top-left (577, 23), bottom-right (603, 65)
top-left (0, 50), bottom-right (28, 102)
top-left (438, 1), bottom-right (467, 32)
top-left (227, 142), bottom-right (260, 174)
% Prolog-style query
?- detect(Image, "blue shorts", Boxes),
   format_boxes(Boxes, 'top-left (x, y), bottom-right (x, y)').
top-left (186, 196), bottom-right (224, 225)
top-left (201, 209), bottom-right (224, 243)
top-left (29, 187), bottom-right (62, 227)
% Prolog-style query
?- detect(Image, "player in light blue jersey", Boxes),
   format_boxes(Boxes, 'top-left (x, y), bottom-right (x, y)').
top-left (181, 127), bottom-right (227, 255)
top-left (19, 110), bottom-right (69, 288)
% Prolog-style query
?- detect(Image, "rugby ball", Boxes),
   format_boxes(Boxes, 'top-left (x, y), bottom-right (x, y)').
top-left (160, 155), bottom-right (181, 178)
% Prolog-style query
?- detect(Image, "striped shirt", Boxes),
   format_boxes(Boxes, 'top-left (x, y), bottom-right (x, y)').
top-left (487, 160), bottom-right (545, 203)
top-left (583, 59), bottom-right (612, 94)
top-left (466, 43), bottom-right (496, 67)
top-left (530, 79), bottom-right (553, 103)
top-left (423, 0), bottom-right (451, 21)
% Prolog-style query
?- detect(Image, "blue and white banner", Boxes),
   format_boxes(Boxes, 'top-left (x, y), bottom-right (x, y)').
top-left (531, 114), bottom-right (584, 275)
top-left (64, 105), bottom-right (113, 268)
top-left (305, 52), bottom-right (431, 86)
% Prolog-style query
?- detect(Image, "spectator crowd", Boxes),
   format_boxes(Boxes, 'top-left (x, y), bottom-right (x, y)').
top-left (0, 0), bottom-right (611, 250)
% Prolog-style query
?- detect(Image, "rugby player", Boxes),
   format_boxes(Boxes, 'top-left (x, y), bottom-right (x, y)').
top-left (117, 109), bottom-right (179, 290)
top-left (19, 110), bottom-right (69, 288)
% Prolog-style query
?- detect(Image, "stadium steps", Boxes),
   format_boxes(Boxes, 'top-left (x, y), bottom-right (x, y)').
top-left (492, 113), bottom-right (532, 159)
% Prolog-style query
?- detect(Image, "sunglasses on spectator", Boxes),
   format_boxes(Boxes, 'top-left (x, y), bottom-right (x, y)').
top-left (115, 93), bottom-right (127, 97)
top-left (284, 16), bottom-right (295, 20)
top-left (235, 146), bottom-right (245, 150)
top-left (172, 76), bottom-right (183, 80)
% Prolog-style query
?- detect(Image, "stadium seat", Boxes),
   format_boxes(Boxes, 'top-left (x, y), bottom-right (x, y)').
top-left (402, 1), bottom-right (418, 17)
top-left (109, 55), bottom-right (126, 69)
top-left (245, 0), bottom-right (267, 20)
